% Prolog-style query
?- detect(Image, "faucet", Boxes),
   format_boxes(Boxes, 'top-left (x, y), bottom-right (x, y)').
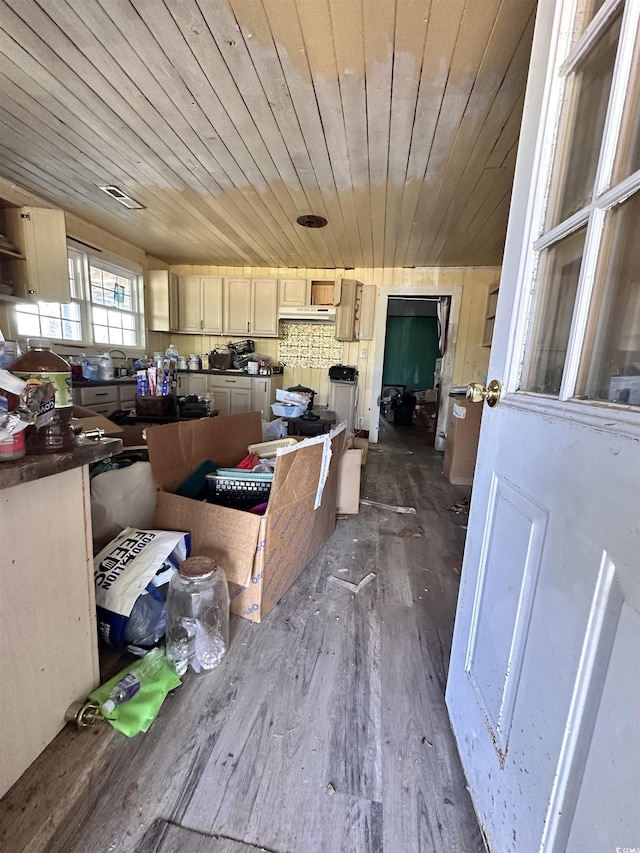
top-left (108, 349), bottom-right (127, 358)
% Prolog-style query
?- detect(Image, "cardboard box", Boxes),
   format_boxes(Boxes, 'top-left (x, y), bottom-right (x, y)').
top-left (353, 437), bottom-right (368, 464)
top-left (148, 411), bottom-right (345, 623)
top-left (336, 448), bottom-right (362, 514)
top-left (443, 398), bottom-right (483, 486)
top-left (72, 405), bottom-right (124, 438)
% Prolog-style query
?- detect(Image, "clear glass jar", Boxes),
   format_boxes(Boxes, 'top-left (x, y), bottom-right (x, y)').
top-left (165, 556), bottom-right (229, 676)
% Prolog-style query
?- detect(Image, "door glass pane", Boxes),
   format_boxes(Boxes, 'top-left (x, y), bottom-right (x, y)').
top-left (612, 29), bottom-right (640, 182)
top-left (547, 14), bottom-right (621, 228)
top-left (576, 191), bottom-right (640, 406)
top-left (577, 0), bottom-right (608, 36)
top-left (521, 227), bottom-right (587, 395)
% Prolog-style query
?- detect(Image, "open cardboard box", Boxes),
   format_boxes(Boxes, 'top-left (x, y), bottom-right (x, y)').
top-left (148, 411), bottom-right (346, 623)
top-left (72, 405), bottom-right (124, 438)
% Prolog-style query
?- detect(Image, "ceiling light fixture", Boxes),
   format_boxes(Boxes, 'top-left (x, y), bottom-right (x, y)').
top-left (99, 185), bottom-right (146, 210)
top-left (296, 214), bottom-right (327, 228)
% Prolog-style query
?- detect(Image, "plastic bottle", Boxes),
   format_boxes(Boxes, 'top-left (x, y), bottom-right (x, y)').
top-left (11, 338), bottom-right (75, 454)
top-left (101, 649), bottom-right (165, 715)
top-left (165, 556), bottom-right (229, 676)
top-left (100, 352), bottom-right (114, 381)
top-left (164, 344), bottom-right (179, 362)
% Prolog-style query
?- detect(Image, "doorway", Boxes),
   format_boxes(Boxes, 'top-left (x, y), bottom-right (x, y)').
top-left (370, 287), bottom-right (460, 447)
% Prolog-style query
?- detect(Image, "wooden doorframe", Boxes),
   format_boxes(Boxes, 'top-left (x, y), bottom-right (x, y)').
top-left (369, 284), bottom-right (462, 445)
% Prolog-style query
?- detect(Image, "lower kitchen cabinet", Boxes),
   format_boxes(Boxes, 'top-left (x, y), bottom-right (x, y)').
top-left (182, 373), bottom-right (283, 419)
top-left (73, 382), bottom-right (137, 415)
top-left (251, 373), bottom-right (284, 419)
top-left (210, 374), bottom-right (252, 416)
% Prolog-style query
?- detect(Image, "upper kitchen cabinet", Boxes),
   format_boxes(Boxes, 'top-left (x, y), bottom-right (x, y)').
top-left (178, 275), bottom-right (223, 334)
top-left (0, 206), bottom-right (70, 303)
top-left (278, 277), bottom-right (310, 307)
top-left (146, 270), bottom-right (179, 332)
top-left (224, 277), bottom-right (279, 337)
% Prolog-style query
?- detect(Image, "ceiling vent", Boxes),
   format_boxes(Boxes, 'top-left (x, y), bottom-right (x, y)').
top-left (296, 214), bottom-right (327, 228)
top-left (99, 185), bottom-right (146, 210)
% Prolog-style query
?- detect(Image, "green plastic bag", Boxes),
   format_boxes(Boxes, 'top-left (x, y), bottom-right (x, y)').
top-left (89, 648), bottom-right (181, 737)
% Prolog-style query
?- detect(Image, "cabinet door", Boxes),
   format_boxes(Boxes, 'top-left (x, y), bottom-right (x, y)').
top-left (230, 387), bottom-right (252, 414)
top-left (187, 373), bottom-right (209, 397)
top-left (251, 378), bottom-right (271, 419)
top-left (146, 270), bottom-right (179, 331)
top-left (224, 278), bottom-right (252, 335)
top-left (118, 385), bottom-right (136, 411)
top-left (251, 375), bottom-right (284, 419)
top-left (356, 285), bottom-right (375, 340)
top-left (251, 278), bottom-right (278, 337)
top-left (278, 277), bottom-right (309, 307)
top-left (212, 386), bottom-right (231, 416)
top-left (201, 276), bottom-right (223, 334)
top-left (335, 279), bottom-right (360, 341)
top-left (178, 276), bottom-right (204, 332)
top-left (3, 207), bottom-right (70, 303)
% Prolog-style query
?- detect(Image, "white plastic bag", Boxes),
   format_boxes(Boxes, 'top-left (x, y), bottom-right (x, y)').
top-left (94, 527), bottom-right (190, 647)
top-left (262, 418), bottom-right (288, 440)
top-left (91, 461), bottom-right (157, 551)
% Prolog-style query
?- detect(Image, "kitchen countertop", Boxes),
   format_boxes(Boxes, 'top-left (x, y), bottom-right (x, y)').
top-left (0, 435), bottom-right (123, 490)
top-left (72, 369), bottom-right (282, 387)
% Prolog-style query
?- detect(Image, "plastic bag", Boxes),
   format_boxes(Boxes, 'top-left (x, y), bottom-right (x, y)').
top-left (89, 648), bottom-right (181, 737)
top-left (262, 418), bottom-right (287, 440)
top-left (91, 461), bottom-right (157, 551)
top-left (94, 527), bottom-right (190, 648)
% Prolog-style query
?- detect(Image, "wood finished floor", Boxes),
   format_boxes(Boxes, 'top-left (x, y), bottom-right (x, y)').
top-left (0, 416), bottom-right (484, 853)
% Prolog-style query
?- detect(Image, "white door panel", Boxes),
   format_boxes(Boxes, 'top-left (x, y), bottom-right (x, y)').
top-left (446, 4), bottom-right (640, 848)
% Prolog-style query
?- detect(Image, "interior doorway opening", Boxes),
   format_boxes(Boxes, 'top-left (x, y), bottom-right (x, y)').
top-left (375, 294), bottom-right (453, 447)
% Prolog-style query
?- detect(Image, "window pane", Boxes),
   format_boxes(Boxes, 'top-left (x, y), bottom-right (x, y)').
top-left (577, 192), bottom-right (640, 406)
top-left (521, 227), bottom-right (587, 395)
top-left (547, 14), bottom-right (621, 228)
top-left (612, 29), bottom-right (640, 182)
top-left (94, 325), bottom-right (110, 344)
top-left (93, 306), bottom-right (108, 325)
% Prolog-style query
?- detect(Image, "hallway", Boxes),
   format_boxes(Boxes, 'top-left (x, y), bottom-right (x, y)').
top-left (0, 423), bottom-right (483, 853)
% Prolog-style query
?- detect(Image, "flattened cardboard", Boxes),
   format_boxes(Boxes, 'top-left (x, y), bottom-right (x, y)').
top-left (150, 412), bottom-right (345, 623)
top-left (336, 448), bottom-right (362, 514)
top-left (72, 406), bottom-right (123, 438)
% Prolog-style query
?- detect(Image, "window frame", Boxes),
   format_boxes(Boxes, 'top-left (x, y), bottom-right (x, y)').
top-left (12, 243), bottom-right (145, 352)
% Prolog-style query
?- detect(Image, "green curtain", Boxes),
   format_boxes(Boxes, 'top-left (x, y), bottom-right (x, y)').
top-left (382, 316), bottom-right (440, 390)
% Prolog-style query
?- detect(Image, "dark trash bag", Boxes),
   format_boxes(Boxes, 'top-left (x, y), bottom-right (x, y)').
top-left (393, 391), bottom-right (417, 426)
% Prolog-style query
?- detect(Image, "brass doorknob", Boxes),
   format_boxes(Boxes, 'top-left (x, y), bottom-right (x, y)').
top-left (466, 379), bottom-right (502, 407)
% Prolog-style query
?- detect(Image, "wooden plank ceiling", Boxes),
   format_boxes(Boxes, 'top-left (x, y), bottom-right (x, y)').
top-left (0, 0), bottom-right (537, 268)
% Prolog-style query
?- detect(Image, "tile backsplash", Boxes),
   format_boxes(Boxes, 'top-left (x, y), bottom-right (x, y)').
top-left (278, 322), bottom-right (343, 369)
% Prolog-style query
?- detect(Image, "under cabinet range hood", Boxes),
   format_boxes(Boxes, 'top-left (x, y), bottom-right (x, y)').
top-left (278, 305), bottom-right (336, 322)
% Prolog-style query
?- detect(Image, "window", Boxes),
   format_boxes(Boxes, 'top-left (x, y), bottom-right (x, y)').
top-left (89, 261), bottom-right (138, 346)
top-left (14, 246), bottom-right (144, 349)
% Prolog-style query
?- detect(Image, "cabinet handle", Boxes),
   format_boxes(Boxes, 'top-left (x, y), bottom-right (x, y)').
top-left (200, 319), bottom-right (203, 330)
top-left (247, 321), bottom-right (250, 333)
top-left (95, 391), bottom-right (109, 397)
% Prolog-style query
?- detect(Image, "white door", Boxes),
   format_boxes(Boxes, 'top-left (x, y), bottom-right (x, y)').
top-left (446, 3), bottom-right (640, 852)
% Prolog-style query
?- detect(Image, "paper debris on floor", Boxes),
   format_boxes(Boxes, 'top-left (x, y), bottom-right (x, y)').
top-left (360, 499), bottom-right (417, 514)
top-left (328, 572), bottom-right (376, 593)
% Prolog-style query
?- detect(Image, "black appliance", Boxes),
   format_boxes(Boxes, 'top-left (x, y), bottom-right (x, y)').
top-left (329, 364), bottom-right (357, 382)
top-left (228, 339), bottom-right (255, 356)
